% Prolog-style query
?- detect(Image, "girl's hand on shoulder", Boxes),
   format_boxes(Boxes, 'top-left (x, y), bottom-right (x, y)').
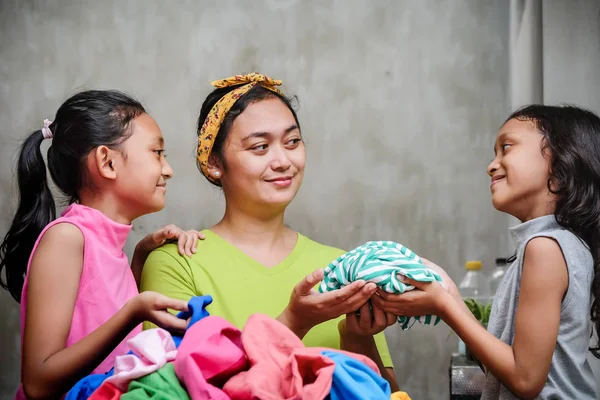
top-left (138, 225), bottom-right (205, 257)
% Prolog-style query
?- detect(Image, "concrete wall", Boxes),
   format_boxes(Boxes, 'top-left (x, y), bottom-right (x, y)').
top-left (542, 0), bottom-right (600, 396)
top-left (1, 1), bottom-right (511, 398)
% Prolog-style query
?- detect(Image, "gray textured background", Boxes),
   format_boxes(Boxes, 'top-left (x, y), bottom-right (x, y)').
top-left (0, 1), bottom-right (598, 398)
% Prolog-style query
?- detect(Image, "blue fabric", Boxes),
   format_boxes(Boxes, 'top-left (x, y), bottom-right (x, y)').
top-left (65, 296), bottom-right (212, 398)
top-left (65, 369), bottom-right (114, 400)
top-left (172, 295), bottom-right (213, 347)
top-left (65, 350), bottom-right (140, 399)
top-left (321, 350), bottom-right (391, 400)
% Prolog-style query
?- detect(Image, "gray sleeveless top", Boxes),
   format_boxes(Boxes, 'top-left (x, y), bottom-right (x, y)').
top-left (481, 215), bottom-right (597, 399)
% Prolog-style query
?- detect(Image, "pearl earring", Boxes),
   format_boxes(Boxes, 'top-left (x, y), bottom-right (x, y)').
top-left (214, 171), bottom-right (221, 178)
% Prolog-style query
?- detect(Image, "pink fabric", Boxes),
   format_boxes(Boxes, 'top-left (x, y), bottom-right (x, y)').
top-left (105, 328), bottom-right (177, 391)
top-left (16, 204), bottom-right (141, 400)
top-left (223, 314), bottom-right (381, 400)
top-left (174, 316), bottom-right (248, 400)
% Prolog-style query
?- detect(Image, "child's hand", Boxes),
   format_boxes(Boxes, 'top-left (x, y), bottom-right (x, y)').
top-left (140, 225), bottom-right (205, 257)
top-left (371, 276), bottom-right (451, 318)
top-left (420, 257), bottom-right (462, 301)
top-left (131, 291), bottom-right (189, 334)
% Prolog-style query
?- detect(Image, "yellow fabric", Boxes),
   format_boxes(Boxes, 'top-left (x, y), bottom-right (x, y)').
top-left (140, 230), bottom-right (394, 368)
top-left (197, 72), bottom-right (283, 183)
top-left (391, 391), bottom-right (411, 400)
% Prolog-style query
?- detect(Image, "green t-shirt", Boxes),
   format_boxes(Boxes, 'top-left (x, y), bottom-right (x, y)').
top-left (140, 230), bottom-right (393, 368)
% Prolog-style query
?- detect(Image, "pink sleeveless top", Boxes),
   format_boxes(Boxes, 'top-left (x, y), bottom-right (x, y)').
top-left (16, 204), bottom-right (141, 399)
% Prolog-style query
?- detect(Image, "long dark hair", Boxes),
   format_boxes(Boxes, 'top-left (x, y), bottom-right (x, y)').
top-left (0, 90), bottom-right (145, 302)
top-left (196, 84), bottom-right (301, 187)
top-left (508, 104), bottom-right (600, 357)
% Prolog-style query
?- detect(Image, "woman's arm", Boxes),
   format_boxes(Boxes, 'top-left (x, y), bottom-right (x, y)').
top-left (276, 270), bottom-right (399, 389)
top-left (22, 224), bottom-right (188, 400)
top-left (337, 303), bottom-right (400, 391)
top-left (373, 238), bottom-right (567, 399)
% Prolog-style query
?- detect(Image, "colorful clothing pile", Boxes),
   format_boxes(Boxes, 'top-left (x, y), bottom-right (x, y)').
top-left (66, 296), bottom-right (410, 399)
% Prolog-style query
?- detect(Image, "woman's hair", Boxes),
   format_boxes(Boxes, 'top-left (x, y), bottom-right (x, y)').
top-left (507, 104), bottom-right (600, 357)
top-left (196, 85), bottom-right (300, 187)
top-left (0, 90), bottom-right (145, 302)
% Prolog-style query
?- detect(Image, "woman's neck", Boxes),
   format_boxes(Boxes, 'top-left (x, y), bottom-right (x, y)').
top-left (211, 205), bottom-right (298, 268)
top-left (211, 199), bottom-right (298, 253)
top-left (213, 207), bottom-right (290, 245)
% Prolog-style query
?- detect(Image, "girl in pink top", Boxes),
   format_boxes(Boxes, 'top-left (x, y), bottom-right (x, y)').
top-left (0, 90), bottom-right (203, 400)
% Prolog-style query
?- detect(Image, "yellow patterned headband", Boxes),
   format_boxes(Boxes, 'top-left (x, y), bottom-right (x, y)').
top-left (197, 72), bottom-right (284, 184)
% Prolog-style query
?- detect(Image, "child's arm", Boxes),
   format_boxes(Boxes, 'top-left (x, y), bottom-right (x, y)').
top-left (130, 226), bottom-right (204, 287)
top-left (372, 238), bottom-right (567, 399)
top-left (22, 224), bottom-right (189, 400)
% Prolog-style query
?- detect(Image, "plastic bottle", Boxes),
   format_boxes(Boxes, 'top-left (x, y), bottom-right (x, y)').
top-left (458, 261), bottom-right (491, 301)
top-left (457, 260), bottom-right (491, 356)
top-left (488, 257), bottom-right (508, 296)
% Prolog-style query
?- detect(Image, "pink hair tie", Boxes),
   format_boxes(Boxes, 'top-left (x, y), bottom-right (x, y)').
top-left (41, 119), bottom-right (53, 139)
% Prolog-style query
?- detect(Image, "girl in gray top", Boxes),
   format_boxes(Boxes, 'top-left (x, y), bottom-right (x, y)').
top-left (373, 105), bottom-right (600, 399)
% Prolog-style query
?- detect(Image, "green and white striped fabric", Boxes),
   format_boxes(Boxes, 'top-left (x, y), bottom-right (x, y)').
top-left (318, 241), bottom-right (443, 330)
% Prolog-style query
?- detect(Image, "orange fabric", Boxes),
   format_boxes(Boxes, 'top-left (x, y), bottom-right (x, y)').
top-left (390, 391), bottom-right (412, 400)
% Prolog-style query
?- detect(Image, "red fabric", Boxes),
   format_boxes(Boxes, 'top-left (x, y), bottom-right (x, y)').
top-left (88, 382), bottom-right (123, 400)
top-left (223, 313), bottom-right (381, 400)
top-left (174, 316), bottom-right (248, 400)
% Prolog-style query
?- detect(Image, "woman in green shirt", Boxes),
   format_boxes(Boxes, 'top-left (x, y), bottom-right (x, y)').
top-left (140, 73), bottom-right (399, 390)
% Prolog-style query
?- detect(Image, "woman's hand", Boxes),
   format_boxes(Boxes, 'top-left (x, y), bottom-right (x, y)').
top-left (340, 301), bottom-right (397, 338)
top-left (337, 301), bottom-right (400, 392)
top-left (277, 269), bottom-right (378, 338)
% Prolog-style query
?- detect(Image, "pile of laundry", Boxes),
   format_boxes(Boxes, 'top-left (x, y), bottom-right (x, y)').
top-left (65, 295), bottom-right (411, 400)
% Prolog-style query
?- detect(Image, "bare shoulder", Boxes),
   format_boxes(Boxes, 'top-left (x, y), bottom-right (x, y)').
top-left (524, 237), bottom-right (565, 267)
top-left (39, 223), bottom-right (84, 247)
top-left (32, 223), bottom-right (85, 264)
top-left (25, 223), bottom-right (85, 313)
top-left (522, 236), bottom-right (568, 290)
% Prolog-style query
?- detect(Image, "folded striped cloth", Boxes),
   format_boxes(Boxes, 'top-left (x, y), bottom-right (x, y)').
top-left (318, 241), bottom-right (444, 330)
